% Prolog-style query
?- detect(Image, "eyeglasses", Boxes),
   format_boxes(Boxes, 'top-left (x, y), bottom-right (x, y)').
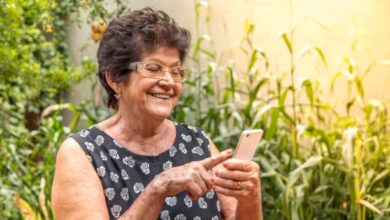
top-left (128, 62), bottom-right (187, 83)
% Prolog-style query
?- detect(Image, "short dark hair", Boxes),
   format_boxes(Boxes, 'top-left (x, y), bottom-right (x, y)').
top-left (97, 7), bottom-right (191, 109)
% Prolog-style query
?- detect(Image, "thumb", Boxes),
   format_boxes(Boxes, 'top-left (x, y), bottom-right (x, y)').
top-left (200, 149), bottom-right (233, 170)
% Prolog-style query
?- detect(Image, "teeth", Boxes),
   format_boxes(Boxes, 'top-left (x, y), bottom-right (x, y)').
top-left (150, 93), bottom-right (171, 99)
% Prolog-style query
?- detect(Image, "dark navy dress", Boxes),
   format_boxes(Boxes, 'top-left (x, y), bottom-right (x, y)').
top-left (70, 122), bottom-right (223, 220)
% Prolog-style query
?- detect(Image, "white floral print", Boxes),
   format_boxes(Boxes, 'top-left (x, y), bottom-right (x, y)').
top-left (123, 156), bottom-right (135, 167)
top-left (133, 182), bottom-right (144, 194)
top-left (85, 142), bottom-right (95, 151)
top-left (95, 135), bottom-right (104, 146)
top-left (121, 169), bottom-right (129, 180)
top-left (196, 137), bottom-right (203, 145)
top-left (160, 210), bottom-right (170, 220)
top-left (198, 197), bottom-right (208, 209)
top-left (163, 160), bottom-right (173, 171)
top-left (181, 134), bottom-right (192, 142)
top-left (179, 143), bottom-right (187, 154)
top-left (169, 146), bottom-right (178, 157)
top-left (80, 129), bottom-right (90, 137)
top-left (174, 214), bottom-right (186, 220)
top-left (100, 151), bottom-right (107, 161)
top-left (165, 196), bottom-right (177, 207)
top-left (140, 162), bottom-right (150, 175)
top-left (109, 149), bottom-right (120, 160)
top-left (191, 146), bottom-right (204, 156)
top-left (96, 166), bottom-right (105, 177)
top-left (184, 194), bottom-right (193, 207)
top-left (206, 189), bottom-right (215, 199)
top-left (105, 188), bottom-right (115, 200)
top-left (110, 205), bottom-right (121, 218)
top-left (120, 187), bottom-right (129, 201)
top-left (110, 172), bottom-right (119, 183)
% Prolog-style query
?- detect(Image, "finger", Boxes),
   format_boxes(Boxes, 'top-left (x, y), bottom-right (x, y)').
top-left (222, 159), bottom-right (256, 172)
top-left (214, 168), bottom-right (248, 181)
top-left (211, 176), bottom-right (243, 190)
top-left (192, 170), bottom-right (209, 195)
top-left (197, 165), bottom-right (213, 191)
top-left (213, 185), bottom-right (245, 198)
top-left (200, 149), bottom-right (233, 170)
top-left (187, 181), bottom-right (204, 200)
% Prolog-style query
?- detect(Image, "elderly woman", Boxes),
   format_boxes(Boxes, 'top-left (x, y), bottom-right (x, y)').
top-left (52, 7), bottom-right (262, 220)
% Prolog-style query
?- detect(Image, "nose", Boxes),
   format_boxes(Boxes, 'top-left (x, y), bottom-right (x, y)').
top-left (159, 71), bottom-right (175, 83)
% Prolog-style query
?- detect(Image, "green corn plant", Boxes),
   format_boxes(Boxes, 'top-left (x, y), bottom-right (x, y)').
top-left (172, 1), bottom-right (390, 219)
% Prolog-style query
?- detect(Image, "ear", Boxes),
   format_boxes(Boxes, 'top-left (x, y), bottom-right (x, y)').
top-left (105, 71), bottom-right (121, 94)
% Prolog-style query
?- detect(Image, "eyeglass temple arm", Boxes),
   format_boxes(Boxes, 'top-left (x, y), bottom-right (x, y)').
top-left (128, 62), bottom-right (138, 71)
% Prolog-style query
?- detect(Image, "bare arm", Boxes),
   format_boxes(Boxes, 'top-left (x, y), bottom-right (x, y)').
top-left (209, 139), bottom-right (263, 220)
top-left (51, 138), bottom-right (109, 219)
top-left (52, 138), bottom-right (233, 220)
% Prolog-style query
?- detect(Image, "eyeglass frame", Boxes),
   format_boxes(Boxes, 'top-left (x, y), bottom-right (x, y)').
top-left (127, 61), bottom-right (187, 83)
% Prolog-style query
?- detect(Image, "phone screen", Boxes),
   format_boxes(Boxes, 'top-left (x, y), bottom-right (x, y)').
top-left (233, 129), bottom-right (263, 161)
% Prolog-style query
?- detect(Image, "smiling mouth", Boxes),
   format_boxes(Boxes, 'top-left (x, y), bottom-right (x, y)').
top-left (148, 93), bottom-right (172, 100)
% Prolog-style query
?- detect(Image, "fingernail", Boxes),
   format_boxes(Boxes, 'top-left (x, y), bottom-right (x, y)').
top-left (225, 149), bottom-right (232, 154)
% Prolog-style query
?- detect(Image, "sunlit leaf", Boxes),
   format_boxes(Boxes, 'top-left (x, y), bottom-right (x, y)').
top-left (265, 108), bottom-right (279, 140)
top-left (314, 47), bottom-right (328, 69)
top-left (287, 156), bottom-right (322, 188)
top-left (247, 49), bottom-right (258, 73)
top-left (359, 199), bottom-right (383, 215)
top-left (39, 178), bottom-right (49, 220)
top-left (278, 32), bottom-right (293, 54)
top-left (354, 77), bottom-right (365, 98)
top-left (14, 195), bottom-right (35, 220)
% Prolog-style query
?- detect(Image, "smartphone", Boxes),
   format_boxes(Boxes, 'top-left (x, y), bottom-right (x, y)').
top-left (233, 129), bottom-right (263, 161)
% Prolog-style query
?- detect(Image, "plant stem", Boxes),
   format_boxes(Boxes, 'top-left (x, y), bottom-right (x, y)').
top-left (289, 0), bottom-right (299, 158)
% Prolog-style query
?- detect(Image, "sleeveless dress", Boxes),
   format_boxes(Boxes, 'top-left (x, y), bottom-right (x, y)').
top-left (70, 122), bottom-right (223, 220)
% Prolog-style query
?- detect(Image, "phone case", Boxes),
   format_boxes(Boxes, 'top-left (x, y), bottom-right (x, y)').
top-left (233, 129), bottom-right (263, 160)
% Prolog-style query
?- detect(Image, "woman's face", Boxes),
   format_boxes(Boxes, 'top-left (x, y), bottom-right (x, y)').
top-left (118, 47), bottom-right (183, 121)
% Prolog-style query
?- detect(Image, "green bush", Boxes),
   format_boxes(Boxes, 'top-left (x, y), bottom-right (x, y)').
top-left (0, 0), bottom-right (110, 218)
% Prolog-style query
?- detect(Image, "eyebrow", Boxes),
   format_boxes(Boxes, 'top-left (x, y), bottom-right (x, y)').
top-left (146, 58), bottom-right (181, 67)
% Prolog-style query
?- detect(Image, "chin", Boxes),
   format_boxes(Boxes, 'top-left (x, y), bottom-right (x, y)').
top-left (148, 109), bottom-right (173, 120)
top-left (144, 99), bottom-right (176, 120)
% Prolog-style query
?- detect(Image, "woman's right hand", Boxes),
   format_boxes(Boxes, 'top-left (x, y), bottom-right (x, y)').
top-left (152, 149), bottom-right (233, 200)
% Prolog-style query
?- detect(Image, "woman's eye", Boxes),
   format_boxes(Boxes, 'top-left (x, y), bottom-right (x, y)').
top-left (170, 67), bottom-right (182, 76)
top-left (145, 64), bottom-right (162, 72)
top-left (170, 70), bottom-right (180, 76)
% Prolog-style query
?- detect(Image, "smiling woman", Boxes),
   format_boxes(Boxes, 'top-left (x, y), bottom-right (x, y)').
top-left (51, 7), bottom-right (262, 220)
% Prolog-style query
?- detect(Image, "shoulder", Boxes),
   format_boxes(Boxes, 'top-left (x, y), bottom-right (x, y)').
top-left (55, 137), bottom-right (90, 167)
top-left (51, 137), bottom-right (109, 219)
top-left (52, 137), bottom-right (98, 197)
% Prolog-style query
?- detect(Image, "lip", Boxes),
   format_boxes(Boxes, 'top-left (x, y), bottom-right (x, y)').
top-left (147, 92), bottom-right (173, 100)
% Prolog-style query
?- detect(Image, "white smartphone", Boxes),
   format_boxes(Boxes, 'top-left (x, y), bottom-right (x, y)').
top-left (233, 129), bottom-right (263, 161)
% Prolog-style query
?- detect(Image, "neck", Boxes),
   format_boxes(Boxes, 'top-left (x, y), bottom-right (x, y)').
top-left (103, 108), bottom-right (170, 143)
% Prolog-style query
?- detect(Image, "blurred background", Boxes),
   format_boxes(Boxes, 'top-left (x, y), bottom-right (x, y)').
top-left (1, 0), bottom-right (389, 219)
top-left (68, 0), bottom-right (390, 106)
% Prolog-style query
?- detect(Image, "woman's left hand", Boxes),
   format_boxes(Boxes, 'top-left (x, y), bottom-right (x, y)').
top-left (211, 158), bottom-right (261, 203)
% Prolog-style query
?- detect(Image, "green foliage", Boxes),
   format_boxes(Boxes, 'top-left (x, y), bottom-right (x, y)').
top-left (172, 3), bottom-right (390, 219)
top-left (1, 1), bottom-right (389, 219)
top-left (0, 0), bottom-right (107, 218)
